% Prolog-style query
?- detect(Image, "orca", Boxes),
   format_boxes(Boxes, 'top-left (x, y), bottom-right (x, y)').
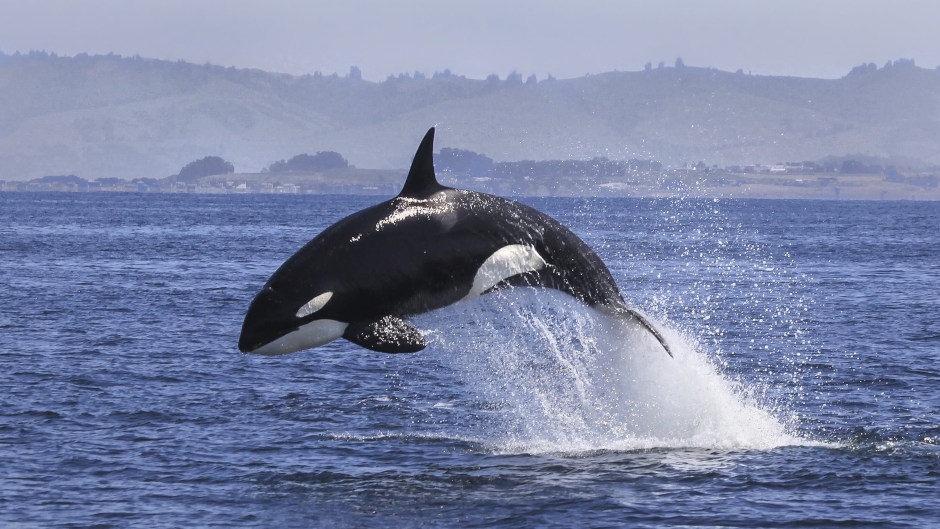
top-left (238, 128), bottom-right (672, 357)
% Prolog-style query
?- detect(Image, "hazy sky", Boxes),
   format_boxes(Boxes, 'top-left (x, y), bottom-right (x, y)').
top-left (3, 0), bottom-right (939, 81)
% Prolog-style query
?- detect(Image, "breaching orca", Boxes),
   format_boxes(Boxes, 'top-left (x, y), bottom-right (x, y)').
top-left (238, 128), bottom-right (672, 357)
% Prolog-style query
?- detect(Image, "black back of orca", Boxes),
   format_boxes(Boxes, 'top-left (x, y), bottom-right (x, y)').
top-left (238, 128), bottom-right (672, 357)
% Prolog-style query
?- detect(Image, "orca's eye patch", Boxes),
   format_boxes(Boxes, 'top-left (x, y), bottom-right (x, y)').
top-left (296, 292), bottom-right (334, 318)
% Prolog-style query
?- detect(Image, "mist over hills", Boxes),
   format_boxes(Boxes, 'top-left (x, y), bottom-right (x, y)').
top-left (1, 51), bottom-right (939, 182)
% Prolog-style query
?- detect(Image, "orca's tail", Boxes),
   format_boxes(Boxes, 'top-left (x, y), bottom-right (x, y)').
top-left (600, 304), bottom-right (673, 358)
top-left (625, 308), bottom-right (673, 358)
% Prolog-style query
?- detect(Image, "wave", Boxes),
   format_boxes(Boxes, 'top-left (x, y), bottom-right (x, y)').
top-left (420, 290), bottom-right (810, 454)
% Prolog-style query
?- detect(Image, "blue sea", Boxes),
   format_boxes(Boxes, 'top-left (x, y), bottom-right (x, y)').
top-left (1, 192), bottom-right (937, 528)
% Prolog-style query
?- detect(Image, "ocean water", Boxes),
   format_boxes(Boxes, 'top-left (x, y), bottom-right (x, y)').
top-left (1, 192), bottom-right (937, 528)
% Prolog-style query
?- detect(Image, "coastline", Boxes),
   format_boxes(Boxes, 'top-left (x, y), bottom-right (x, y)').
top-left (3, 171), bottom-right (937, 201)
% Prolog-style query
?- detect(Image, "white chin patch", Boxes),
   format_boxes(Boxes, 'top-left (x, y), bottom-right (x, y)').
top-left (296, 291), bottom-right (333, 318)
top-left (464, 244), bottom-right (546, 300)
top-left (250, 319), bottom-right (348, 356)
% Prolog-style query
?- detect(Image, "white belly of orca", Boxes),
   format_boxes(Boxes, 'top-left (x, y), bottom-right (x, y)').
top-left (252, 318), bottom-right (348, 356)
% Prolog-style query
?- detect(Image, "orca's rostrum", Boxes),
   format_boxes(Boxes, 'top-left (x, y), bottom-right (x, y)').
top-left (238, 128), bottom-right (672, 357)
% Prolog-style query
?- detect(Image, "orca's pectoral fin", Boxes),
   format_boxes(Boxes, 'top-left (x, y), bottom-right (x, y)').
top-left (343, 316), bottom-right (427, 354)
top-left (620, 307), bottom-right (674, 358)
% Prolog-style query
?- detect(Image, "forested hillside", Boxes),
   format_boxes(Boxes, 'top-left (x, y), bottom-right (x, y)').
top-left (1, 52), bottom-right (938, 181)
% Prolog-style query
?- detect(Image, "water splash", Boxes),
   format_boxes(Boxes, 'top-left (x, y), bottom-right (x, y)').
top-left (422, 289), bottom-right (803, 454)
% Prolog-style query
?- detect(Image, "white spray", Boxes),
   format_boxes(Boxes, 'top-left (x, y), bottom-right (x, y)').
top-left (425, 289), bottom-right (802, 454)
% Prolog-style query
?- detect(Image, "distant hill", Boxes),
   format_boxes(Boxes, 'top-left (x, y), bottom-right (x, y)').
top-left (1, 52), bottom-right (939, 181)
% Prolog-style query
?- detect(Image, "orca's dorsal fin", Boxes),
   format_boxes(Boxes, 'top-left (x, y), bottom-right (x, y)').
top-left (399, 127), bottom-right (445, 197)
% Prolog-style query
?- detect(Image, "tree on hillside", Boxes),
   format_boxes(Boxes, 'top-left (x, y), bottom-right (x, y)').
top-left (178, 156), bottom-right (234, 182)
top-left (266, 151), bottom-right (348, 173)
top-left (847, 63), bottom-right (878, 76)
top-left (32, 174), bottom-right (87, 186)
top-left (840, 159), bottom-right (871, 174)
top-left (437, 148), bottom-right (495, 175)
top-left (95, 177), bottom-right (124, 186)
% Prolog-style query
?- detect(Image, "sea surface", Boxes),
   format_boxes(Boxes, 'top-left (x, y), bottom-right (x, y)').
top-left (1, 192), bottom-right (937, 528)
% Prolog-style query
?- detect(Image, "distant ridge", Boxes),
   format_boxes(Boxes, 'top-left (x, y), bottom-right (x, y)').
top-left (1, 51), bottom-right (938, 181)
